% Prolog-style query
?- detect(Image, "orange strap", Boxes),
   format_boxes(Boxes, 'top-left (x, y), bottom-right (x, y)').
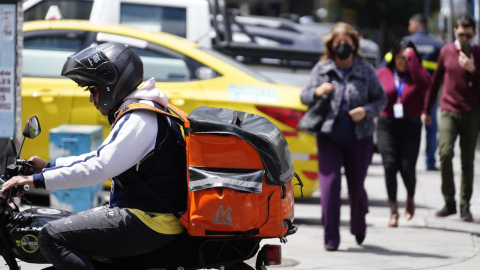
top-left (112, 103), bottom-right (187, 129)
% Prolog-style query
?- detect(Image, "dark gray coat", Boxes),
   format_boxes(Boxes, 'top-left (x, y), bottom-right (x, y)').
top-left (300, 57), bottom-right (387, 140)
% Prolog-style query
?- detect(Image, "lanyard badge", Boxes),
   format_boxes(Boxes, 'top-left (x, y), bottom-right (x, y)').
top-left (393, 69), bottom-right (408, 118)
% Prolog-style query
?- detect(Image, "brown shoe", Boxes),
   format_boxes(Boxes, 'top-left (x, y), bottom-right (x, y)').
top-left (389, 201), bottom-right (399, 227)
top-left (405, 196), bottom-right (415, 220)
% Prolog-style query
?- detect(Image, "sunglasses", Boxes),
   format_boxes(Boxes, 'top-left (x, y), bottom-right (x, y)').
top-left (458, 33), bottom-right (474, 39)
top-left (87, 86), bottom-right (98, 97)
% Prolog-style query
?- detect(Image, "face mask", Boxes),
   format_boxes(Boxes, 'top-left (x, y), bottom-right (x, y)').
top-left (334, 43), bottom-right (353, 60)
top-left (455, 39), bottom-right (474, 48)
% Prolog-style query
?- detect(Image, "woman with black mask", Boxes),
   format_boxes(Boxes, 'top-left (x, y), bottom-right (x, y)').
top-left (300, 22), bottom-right (387, 251)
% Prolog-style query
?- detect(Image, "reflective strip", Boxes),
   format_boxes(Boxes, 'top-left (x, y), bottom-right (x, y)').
top-left (384, 52), bottom-right (393, 63)
top-left (291, 152), bottom-right (317, 161)
top-left (291, 152), bottom-right (309, 161)
top-left (279, 163), bottom-right (294, 183)
top-left (422, 60), bottom-right (437, 71)
top-left (385, 52), bottom-right (437, 71)
top-left (189, 178), bottom-right (263, 193)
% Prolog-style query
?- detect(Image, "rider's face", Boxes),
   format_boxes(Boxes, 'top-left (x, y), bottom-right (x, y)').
top-left (88, 86), bottom-right (109, 115)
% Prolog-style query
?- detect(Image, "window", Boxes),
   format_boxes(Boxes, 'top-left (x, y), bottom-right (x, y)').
top-left (96, 32), bottom-right (219, 82)
top-left (200, 48), bottom-right (273, 83)
top-left (24, 0), bottom-right (93, 21)
top-left (120, 4), bottom-right (186, 38)
top-left (23, 35), bottom-right (83, 78)
top-left (131, 47), bottom-right (191, 82)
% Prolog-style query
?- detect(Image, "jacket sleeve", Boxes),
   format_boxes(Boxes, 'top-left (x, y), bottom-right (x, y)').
top-left (423, 47), bottom-right (446, 115)
top-left (54, 151), bottom-right (97, 167)
top-left (301, 62), bottom-right (325, 106)
top-left (36, 110), bottom-right (159, 190)
top-left (407, 50), bottom-right (432, 95)
top-left (363, 64), bottom-right (387, 121)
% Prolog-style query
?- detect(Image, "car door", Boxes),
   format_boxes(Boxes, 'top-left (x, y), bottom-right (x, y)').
top-left (22, 30), bottom-right (88, 162)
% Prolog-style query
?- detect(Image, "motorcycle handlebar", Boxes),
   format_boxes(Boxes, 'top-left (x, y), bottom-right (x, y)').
top-left (13, 185), bottom-right (30, 192)
top-left (16, 159), bottom-right (35, 176)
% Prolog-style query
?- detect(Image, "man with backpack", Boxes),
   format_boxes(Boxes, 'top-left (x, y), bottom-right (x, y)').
top-left (1, 42), bottom-right (187, 269)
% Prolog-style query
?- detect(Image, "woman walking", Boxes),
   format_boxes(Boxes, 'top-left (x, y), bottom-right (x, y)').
top-left (300, 22), bottom-right (387, 251)
top-left (376, 39), bottom-right (431, 227)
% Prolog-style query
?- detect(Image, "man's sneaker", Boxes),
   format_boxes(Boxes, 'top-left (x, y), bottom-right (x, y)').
top-left (460, 208), bottom-right (474, 222)
top-left (435, 203), bottom-right (457, 217)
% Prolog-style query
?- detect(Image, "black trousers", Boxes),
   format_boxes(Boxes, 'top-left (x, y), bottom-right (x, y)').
top-left (376, 116), bottom-right (422, 202)
top-left (38, 206), bottom-right (178, 270)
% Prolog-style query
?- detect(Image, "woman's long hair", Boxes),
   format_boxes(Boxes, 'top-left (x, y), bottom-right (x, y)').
top-left (321, 22), bottom-right (365, 61)
top-left (386, 39), bottom-right (422, 70)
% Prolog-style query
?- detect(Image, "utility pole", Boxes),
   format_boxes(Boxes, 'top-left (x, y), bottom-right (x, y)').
top-left (424, 0), bottom-right (431, 17)
top-left (0, 0), bottom-right (22, 173)
top-left (448, 0), bottom-right (454, 42)
top-left (475, 0), bottom-right (480, 44)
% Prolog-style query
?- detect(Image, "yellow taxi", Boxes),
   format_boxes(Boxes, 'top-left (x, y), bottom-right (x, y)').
top-left (22, 20), bottom-right (318, 197)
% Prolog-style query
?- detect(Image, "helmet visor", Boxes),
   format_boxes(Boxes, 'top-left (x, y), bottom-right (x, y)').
top-left (73, 43), bottom-right (109, 70)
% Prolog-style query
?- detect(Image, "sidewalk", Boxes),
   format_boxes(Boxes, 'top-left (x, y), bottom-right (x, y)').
top-left (261, 132), bottom-right (480, 269)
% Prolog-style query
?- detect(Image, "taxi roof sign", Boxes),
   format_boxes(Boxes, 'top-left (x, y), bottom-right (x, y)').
top-left (45, 5), bottom-right (62, 20)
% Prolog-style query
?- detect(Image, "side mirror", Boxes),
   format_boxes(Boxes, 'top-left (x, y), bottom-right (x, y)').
top-left (22, 116), bottom-right (41, 139)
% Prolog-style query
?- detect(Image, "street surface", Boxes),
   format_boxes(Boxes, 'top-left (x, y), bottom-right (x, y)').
top-left (2, 69), bottom-right (480, 269)
top-left (260, 127), bottom-right (480, 270)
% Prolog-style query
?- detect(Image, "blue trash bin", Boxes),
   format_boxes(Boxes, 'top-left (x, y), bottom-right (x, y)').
top-left (49, 125), bottom-right (105, 212)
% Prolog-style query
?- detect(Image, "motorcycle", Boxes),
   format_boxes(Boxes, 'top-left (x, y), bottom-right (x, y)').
top-left (0, 116), bottom-right (298, 270)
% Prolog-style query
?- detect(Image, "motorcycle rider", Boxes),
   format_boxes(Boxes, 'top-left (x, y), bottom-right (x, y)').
top-left (0, 42), bottom-right (187, 269)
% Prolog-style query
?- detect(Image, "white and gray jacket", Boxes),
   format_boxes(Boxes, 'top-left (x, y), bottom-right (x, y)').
top-left (33, 78), bottom-right (169, 190)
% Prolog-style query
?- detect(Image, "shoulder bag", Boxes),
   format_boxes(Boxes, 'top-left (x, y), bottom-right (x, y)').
top-left (298, 74), bottom-right (332, 136)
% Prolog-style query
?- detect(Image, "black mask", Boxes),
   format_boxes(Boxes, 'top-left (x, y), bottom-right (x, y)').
top-left (334, 43), bottom-right (353, 60)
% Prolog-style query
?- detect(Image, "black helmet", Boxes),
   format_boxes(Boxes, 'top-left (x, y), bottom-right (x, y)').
top-left (61, 42), bottom-right (143, 111)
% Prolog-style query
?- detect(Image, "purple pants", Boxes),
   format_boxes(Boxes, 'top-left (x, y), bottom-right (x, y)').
top-left (317, 135), bottom-right (373, 247)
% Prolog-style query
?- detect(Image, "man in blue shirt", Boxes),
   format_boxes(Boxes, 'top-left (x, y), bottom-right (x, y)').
top-left (406, 14), bottom-right (443, 170)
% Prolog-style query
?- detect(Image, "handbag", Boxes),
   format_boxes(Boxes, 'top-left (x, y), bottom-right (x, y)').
top-left (298, 72), bottom-right (332, 136)
top-left (298, 94), bottom-right (331, 136)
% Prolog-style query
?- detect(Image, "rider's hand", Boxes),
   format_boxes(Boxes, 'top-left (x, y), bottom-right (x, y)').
top-left (1, 175), bottom-right (34, 198)
top-left (28, 156), bottom-right (47, 173)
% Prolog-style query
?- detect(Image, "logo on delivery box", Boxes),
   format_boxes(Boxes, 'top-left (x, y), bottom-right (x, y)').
top-left (212, 205), bottom-right (233, 226)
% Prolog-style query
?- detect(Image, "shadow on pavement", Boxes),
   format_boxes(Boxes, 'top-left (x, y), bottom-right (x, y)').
top-left (409, 225), bottom-right (480, 236)
top-left (293, 218), bottom-right (373, 228)
top-left (295, 197), bottom-right (430, 209)
top-left (343, 244), bottom-right (450, 259)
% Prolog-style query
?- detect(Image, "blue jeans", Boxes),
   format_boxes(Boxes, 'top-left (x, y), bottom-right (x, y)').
top-left (38, 205), bottom-right (178, 270)
top-left (425, 101), bottom-right (438, 169)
